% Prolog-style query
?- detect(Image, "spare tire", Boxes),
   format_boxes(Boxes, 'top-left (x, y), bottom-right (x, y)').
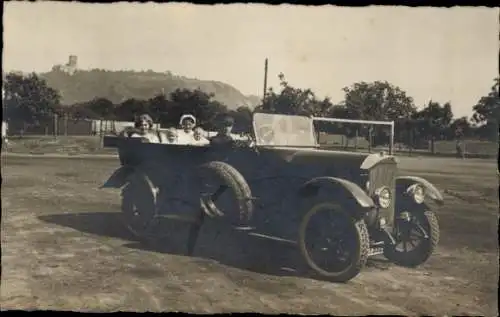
top-left (197, 161), bottom-right (254, 226)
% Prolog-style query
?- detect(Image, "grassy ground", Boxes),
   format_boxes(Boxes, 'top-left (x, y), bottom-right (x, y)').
top-left (1, 155), bottom-right (498, 314)
top-left (3, 135), bottom-right (117, 155)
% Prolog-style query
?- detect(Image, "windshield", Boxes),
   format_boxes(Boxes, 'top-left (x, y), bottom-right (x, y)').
top-left (252, 113), bottom-right (317, 147)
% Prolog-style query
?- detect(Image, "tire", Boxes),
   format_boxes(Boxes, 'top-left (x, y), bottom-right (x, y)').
top-left (197, 161), bottom-right (253, 226)
top-left (384, 210), bottom-right (439, 267)
top-left (298, 202), bottom-right (370, 283)
top-left (121, 171), bottom-right (158, 239)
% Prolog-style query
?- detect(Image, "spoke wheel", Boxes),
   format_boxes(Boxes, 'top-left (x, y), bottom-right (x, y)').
top-left (121, 171), bottom-right (159, 239)
top-left (298, 202), bottom-right (369, 283)
top-left (384, 210), bottom-right (440, 267)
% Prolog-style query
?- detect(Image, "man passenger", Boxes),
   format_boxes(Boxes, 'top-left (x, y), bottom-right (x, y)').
top-left (210, 115), bottom-right (236, 146)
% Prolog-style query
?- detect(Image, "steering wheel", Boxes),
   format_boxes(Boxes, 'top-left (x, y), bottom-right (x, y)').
top-left (257, 125), bottom-right (275, 145)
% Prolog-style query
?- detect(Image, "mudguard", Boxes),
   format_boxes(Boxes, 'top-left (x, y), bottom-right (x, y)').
top-left (396, 176), bottom-right (444, 206)
top-left (298, 176), bottom-right (375, 208)
top-left (100, 166), bottom-right (135, 189)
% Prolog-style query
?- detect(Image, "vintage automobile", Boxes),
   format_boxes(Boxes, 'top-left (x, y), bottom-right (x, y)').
top-left (101, 113), bottom-right (444, 283)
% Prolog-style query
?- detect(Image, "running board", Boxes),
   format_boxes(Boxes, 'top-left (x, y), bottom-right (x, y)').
top-left (247, 232), bottom-right (297, 245)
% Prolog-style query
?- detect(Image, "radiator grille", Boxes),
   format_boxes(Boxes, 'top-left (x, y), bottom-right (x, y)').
top-left (368, 162), bottom-right (397, 225)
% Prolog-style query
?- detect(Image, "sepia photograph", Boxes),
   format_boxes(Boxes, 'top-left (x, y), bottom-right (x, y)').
top-left (1, 1), bottom-right (499, 315)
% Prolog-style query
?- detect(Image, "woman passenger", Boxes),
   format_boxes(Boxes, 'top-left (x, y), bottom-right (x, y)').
top-left (121, 114), bottom-right (163, 143)
top-left (177, 114), bottom-right (197, 145)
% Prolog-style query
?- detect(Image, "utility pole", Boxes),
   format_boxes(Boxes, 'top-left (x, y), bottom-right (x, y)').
top-left (262, 58), bottom-right (268, 106)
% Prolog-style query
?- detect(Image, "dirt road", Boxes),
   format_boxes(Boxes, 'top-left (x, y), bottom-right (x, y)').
top-left (1, 155), bottom-right (498, 314)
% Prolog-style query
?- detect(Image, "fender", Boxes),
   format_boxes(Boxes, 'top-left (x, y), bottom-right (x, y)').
top-left (396, 176), bottom-right (444, 206)
top-left (298, 176), bottom-right (375, 208)
top-left (100, 166), bottom-right (135, 189)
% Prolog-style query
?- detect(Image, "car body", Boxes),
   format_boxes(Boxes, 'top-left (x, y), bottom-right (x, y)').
top-left (102, 113), bottom-right (444, 282)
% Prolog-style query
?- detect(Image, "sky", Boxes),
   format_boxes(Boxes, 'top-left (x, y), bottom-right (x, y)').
top-left (3, 2), bottom-right (499, 118)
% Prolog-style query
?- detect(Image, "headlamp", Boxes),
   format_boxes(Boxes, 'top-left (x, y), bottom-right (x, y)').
top-left (374, 186), bottom-right (391, 209)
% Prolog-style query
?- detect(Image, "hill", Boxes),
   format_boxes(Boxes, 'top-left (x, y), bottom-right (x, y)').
top-left (35, 69), bottom-right (261, 110)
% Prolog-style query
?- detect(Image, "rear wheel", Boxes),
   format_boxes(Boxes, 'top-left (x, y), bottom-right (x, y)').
top-left (298, 202), bottom-right (369, 283)
top-left (121, 171), bottom-right (159, 239)
top-left (384, 209), bottom-right (439, 267)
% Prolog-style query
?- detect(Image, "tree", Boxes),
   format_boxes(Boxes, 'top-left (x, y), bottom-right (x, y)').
top-left (472, 77), bottom-right (499, 141)
top-left (449, 116), bottom-right (472, 140)
top-left (3, 72), bottom-right (61, 125)
top-left (84, 97), bottom-right (116, 119)
top-left (65, 102), bottom-right (101, 119)
top-left (258, 73), bottom-right (333, 116)
top-left (165, 88), bottom-right (228, 130)
top-left (341, 81), bottom-right (417, 121)
top-left (413, 100), bottom-right (454, 153)
top-left (229, 106), bottom-right (253, 133)
top-left (147, 93), bottom-right (171, 125)
top-left (114, 98), bottom-right (150, 121)
top-left (340, 81), bottom-right (417, 148)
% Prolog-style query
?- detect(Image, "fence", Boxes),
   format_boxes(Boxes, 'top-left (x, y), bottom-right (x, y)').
top-left (91, 120), bottom-right (160, 136)
top-left (318, 131), bottom-right (497, 158)
top-left (5, 115), bottom-right (161, 137)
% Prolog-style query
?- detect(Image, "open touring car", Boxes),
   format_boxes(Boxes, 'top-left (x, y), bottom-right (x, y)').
top-left (101, 113), bottom-right (444, 282)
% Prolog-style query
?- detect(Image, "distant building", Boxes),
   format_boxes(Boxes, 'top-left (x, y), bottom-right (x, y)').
top-left (51, 55), bottom-right (78, 75)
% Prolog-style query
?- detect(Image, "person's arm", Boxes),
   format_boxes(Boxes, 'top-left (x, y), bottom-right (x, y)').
top-left (120, 126), bottom-right (140, 138)
top-left (198, 137), bottom-right (210, 146)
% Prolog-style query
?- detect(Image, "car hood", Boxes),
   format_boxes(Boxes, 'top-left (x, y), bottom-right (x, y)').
top-left (258, 146), bottom-right (397, 170)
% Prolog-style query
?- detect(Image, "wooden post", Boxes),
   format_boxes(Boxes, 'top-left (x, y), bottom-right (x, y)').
top-left (99, 119), bottom-right (104, 148)
top-left (262, 58), bottom-right (268, 106)
top-left (389, 121), bottom-right (395, 155)
top-left (368, 125), bottom-right (373, 153)
top-left (53, 113), bottom-right (59, 139)
top-left (64, 113), bottom-right (68, 136)
top-left (354, 128), bottom-right (358, 150)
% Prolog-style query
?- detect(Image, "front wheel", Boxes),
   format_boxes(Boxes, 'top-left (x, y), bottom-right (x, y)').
top-left (384, 209), bottom-right (440, 267)
top-left (298, 202), bottom-right (370, 283)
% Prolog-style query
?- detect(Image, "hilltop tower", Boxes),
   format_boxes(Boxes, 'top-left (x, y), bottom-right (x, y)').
top-left (68, 55), bottom-right (78, 68)
top-left (64, 55), bottom-right (78, 75)
top-left (52, 55), bottom-right (78, 75)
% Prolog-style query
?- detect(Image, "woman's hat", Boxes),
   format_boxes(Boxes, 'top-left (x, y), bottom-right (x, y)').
top-left (179, 114), bottom-right (196, 126)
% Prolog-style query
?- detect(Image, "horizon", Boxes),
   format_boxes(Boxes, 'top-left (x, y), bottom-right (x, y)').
top-left (3, 2), bottom-right (499, 118)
